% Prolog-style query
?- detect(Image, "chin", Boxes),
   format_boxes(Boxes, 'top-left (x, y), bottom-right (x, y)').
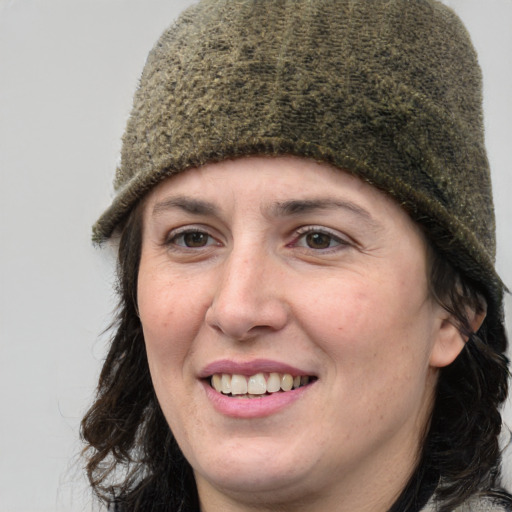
top-left (194, 457), bottom-right (321, 507)
top-left (189, 436), bottom-right (321, 497)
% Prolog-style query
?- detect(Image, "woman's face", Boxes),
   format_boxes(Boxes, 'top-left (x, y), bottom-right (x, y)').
top-left (137, 156), bottom-right (462, 510)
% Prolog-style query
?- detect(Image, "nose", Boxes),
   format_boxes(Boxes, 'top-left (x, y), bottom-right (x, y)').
top-left (205, 245), bottom-right (289, 341)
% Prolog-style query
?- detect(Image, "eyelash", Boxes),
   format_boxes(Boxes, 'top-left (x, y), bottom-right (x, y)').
top-left (164, 227), bottom-right (220, 250)
top-left (290, 226), bottom-right (352, 252)
top-left (164, 225), bottom-right (351, 253)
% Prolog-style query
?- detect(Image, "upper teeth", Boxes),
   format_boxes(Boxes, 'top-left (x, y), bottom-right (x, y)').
top-left (210, 373), bottom-right (310, 396)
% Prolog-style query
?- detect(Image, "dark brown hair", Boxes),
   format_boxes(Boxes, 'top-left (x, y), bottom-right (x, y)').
top-left (82, 205), bottom-right (510, 512)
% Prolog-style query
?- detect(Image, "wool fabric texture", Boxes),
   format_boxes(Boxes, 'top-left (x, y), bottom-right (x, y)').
top-left (93, 0), bottom-right (505, 325)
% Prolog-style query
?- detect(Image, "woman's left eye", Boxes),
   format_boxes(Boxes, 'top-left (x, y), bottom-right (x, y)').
top-left (292, 228), bottom-right (349, 251)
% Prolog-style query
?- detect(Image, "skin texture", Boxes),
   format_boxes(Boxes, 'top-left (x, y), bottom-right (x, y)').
top-left (137, 156), bottom-right (465, 512)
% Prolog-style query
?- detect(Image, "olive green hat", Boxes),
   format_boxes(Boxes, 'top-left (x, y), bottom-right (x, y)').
top-left (93, 0), bottom-right (505, 325)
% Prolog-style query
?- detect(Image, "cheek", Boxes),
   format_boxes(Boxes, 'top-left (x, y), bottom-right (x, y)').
top-left (137, 265), bottom-right (213, 434)
top-left (312, 279), bottom-right (436, 431)
top-left (137, 263), bottom-right (209, 373)
top-left (296, 271), bottom-right (434, 376)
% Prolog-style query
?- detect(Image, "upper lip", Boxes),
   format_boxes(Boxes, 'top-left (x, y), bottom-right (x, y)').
top-left (199, 359), bottom-right (315, 378)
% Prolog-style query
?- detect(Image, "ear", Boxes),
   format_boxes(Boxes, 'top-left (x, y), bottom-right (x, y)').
top-left (429, 316), bottom-right (465, 368)
top-left (429, 307), bottom-right (486, 369)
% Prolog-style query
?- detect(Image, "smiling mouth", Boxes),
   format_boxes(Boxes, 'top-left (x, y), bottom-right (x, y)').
top-left (209, 373), bottom-right (316, 398)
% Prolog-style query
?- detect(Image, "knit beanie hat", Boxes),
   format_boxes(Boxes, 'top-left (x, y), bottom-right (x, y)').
top-left (93, 0), bottom-right (505, 331)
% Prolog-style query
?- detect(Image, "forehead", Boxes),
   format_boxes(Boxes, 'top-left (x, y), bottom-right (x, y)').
top-left (145, 155), bottom-right (407, 223)
top-left (140, 155), bottom-right (430, 264)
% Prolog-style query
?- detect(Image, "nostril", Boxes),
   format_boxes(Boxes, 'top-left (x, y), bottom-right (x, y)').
top-left (204, 263), bottom-right (289, 340)
top-left (205, 300), bottom-right (289, 341)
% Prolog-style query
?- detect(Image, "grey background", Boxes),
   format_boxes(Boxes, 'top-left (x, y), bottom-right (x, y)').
top-left (0, 1), bottom-right (510, 511)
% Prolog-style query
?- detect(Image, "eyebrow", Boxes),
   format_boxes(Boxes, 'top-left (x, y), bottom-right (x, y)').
top-left (269, 198), bottom-right (381, 229)
top-left (152, 196), bottom-right (219, 217)
top-left (152, 195), bottom-right (381, 230)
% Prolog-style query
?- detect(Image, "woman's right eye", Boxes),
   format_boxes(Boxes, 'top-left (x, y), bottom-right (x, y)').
top-left (166, 229), bottom-right (219, 249)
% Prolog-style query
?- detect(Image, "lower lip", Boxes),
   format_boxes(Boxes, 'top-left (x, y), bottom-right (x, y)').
top-left (202, 380), bottom-right (314, 419)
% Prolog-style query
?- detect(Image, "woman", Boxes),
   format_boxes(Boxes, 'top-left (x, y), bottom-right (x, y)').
top-left (83, 1), bottom-right (511, 511)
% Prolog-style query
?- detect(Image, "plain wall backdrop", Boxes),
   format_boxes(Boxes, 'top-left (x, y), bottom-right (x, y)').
top-left (0, 1), bottom-right (511, 511)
